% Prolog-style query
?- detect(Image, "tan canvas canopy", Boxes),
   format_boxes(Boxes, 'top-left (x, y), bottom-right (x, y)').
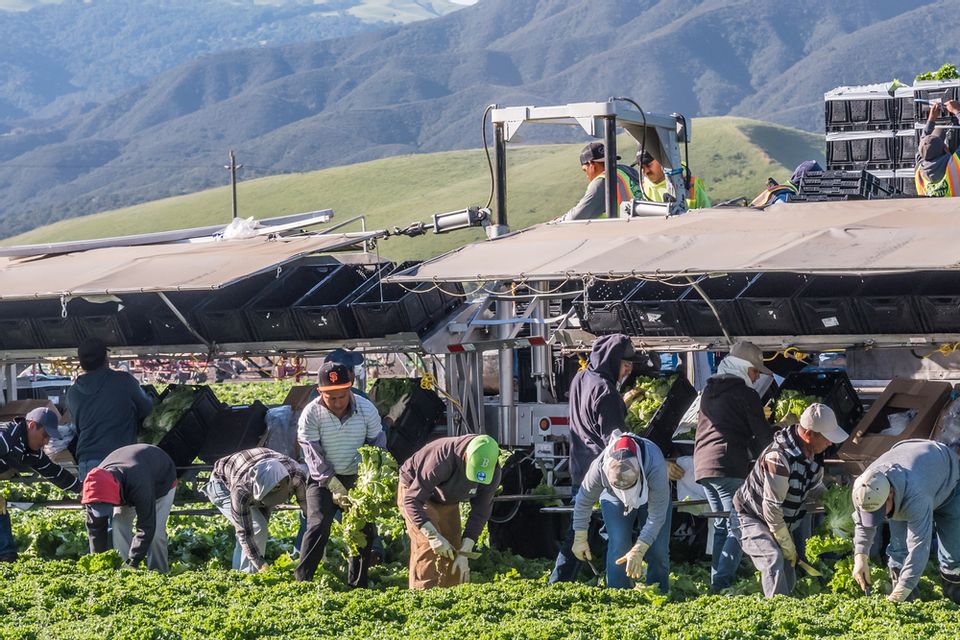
top-left (0, 234), bottom-right (375, 301)
top-left (388, 198), bottom-right (960, 283)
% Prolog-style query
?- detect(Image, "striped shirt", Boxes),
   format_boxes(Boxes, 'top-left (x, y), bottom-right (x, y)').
top-left (211, 447), bottom-right (307, 569)
top-left (0, 419), bottom-right (81, 494)
top-left (298, 392), bottom-right (384, 483)
top-left (733, 425), bottom-right (823, 531)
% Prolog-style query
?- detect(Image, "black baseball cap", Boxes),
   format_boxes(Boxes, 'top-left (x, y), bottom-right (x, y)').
top-left (580, 142), bottom-right (620, 166)
top-left (317, 361), bottom-right (353, 391)
top-left (638, 150), bottom-right (656, 166)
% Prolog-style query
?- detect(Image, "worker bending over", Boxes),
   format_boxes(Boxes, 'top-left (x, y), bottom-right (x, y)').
top-left (732, 404), bottom-right (847, 597)
top-left (205, 447), bottom-right (307, 573)
top-left (571, 431), bottom-right (671, 591)
top-left (851, 439), bottom-right (960, 603)
top-left (397, 434), bottom-right (501, 588)
top-left (638, 151), bottom-right (711, 209)
top-left (561, 142), bottom-right (641, 220)
top-left (82, 443), bottom-right (177, 572)
top-left (0, 408), bottom-right (81, 562)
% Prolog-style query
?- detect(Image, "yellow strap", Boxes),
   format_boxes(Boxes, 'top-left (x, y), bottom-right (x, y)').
top-left (578, 355), bottom-right (589, 371)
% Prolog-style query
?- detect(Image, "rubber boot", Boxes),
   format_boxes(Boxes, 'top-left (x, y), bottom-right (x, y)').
top-left (941, 570), bottom-right (960, 605)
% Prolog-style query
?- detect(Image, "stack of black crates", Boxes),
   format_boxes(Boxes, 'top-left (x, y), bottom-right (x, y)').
top-left (823, 79), bottom-right (960, 198)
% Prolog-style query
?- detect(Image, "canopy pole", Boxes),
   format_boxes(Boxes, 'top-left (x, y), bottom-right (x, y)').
top-left (685, 276), bottom-right (733, 346)
top-left (157, 293), bottom-right (216, 356)
top-left (603, 115), bottom-right (618, 218)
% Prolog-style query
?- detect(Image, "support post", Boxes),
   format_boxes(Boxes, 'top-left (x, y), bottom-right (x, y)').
top-left (603, 115), bottom-right (618, 218)
top-left (496, 287), bottom-right (515, 445)
top-left (492, 121), bottom-right (509, 236)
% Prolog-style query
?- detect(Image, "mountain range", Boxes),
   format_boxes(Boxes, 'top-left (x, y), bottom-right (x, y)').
top-left (0, 0), bottom-right (954, 237)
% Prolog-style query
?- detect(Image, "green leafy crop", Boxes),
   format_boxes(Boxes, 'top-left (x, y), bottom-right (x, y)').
top-left (774, 389), bottom-right (820, 423)
top-left (625, 375), bottom-right (676, 430)
top-left (916, 64), bottom-right (960, 81)
top-left (341, 446), bottom-right (401, 556)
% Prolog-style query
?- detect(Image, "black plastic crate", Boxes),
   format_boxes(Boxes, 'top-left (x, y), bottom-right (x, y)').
top-left (737, 273), bottom-right (811, 336)
top-left (896, 130), bottom-right (918, 169)
top-left (352, 263), bottom-right (432, 337)
top-left (799, 170), bottom-right (893, 200)
top-left (68, 297), bottom-right (152, 347)
top-left (913, 81), bottom-right (960, 125)
top-left (198, 401), bottom-right (267, 463)
top-left (855, 274), bottom-right (924, 334)
top-left (824, 92), bottom-right (897, 132)
top-left (246, 263), bottom-right (337, 341)
top-left (157, 409), bottom-right (209, 472)
top-left (193, 271), bottom-right (276, 344)
top-left (777, 368), bottom-right (864, 435)
top-left (575, 278), bottom-right (641, 336)
top-left (434, 281), bottom-right (466, 321)
top-left (915, 272), bottom-right (960, 333)
top-left (795, 276), bottom-right (864, 334)
top-left (624, 280), bottom-right (689, 337)
top-left (897, 89), bottom-right (916, 128)
top-left (0, 300), bottom-right (42, 350)
top-left (679, 273), bottom-right (754, 337)
top-left (826, 134), bottom-right (897, 171)
top-left (294, 264), bottom-right (384, 341)
top-left (640, 376), bottom-right (697, 457)
top-left (34, 316), bottom-right (83, 349)
top-left (136, 292), bottom-right (206, 345)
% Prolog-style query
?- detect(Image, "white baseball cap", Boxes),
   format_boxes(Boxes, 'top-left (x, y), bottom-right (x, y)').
top-left (799, 403), bottom-right (848, 444)
top-left (852, 468), bottom-right (891, 527)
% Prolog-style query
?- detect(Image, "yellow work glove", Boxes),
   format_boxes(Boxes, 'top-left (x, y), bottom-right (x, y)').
top-left (852, 553), bottom-right (872, 594)
top-left (667, 461), bottom-right (685, 482)
top-left (763, 404), bottom-right (773, 421)
top-left (326, 477), bottom-right (351, 509)
top-left (615, 540), bottom-right (650, 579)
top-left (419, 522), bottom-right (455, 560)
top-left (452, 537), bottom-right (474, 584)
top-left (572, 530), bottom-right (592, 561)
top-left (771, 526), bottom-right (797, 567)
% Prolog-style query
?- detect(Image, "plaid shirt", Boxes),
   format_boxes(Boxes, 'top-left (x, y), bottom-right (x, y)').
top-left (0, 419), bottom-right (80, 494)
top-left (211, 447), bottom-right (306, 568)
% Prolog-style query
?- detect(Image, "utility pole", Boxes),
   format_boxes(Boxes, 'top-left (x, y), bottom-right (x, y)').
top-left (225, 150), bottom-right (243, 220)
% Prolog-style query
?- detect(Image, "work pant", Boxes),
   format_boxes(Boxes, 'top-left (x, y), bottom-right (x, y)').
top-left (111, 487), bottom-right (176, 573)
top-left (734, 510), bottom-right (807, 597)
top-left (0, 495), bottom-right (15, 561)
top-left (599, 492), bottom-right (672, 592)
top-left (78, 459), bottom-right (103, 482)
top-left (295, 475), bottom-right (375, 587)
top-left (398, 483), bottom-right (463, 589)
top-left (700, 476), bottom-right (745, 589)
top-left (887, 480), bottom-right (960, 582)
top-left (549, 483), bottom-right (588, 584)
top-left (204, 477), bottom-right (270, 574)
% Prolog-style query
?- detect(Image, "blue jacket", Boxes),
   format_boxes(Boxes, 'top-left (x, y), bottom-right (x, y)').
top-left (66, 366), bottom-right (153, 462)
top-left (567, 334), bottom-right (632, 486)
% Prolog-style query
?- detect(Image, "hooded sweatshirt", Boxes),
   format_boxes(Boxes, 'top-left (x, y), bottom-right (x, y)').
top-left (694, 374), bottom-right (773, 482)
top-left (66, 366), bottom-right (153, 462)
top-left (917, 120), bottom-right (956, 184)
top-left (567, 334), bottom-right (632, 486)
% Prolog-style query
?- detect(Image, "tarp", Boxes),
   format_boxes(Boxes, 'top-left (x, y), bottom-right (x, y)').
top-left (0, 234), bottom-right (376, 301)
top-left (387, 198), bottom-right (960, 283)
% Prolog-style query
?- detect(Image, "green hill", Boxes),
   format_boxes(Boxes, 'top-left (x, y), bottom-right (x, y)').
top-left (3, 116), bottom-right (823, 261)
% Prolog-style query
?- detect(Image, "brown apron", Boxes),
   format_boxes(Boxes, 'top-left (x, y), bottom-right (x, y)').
top-left (397, 483), bottom-right (463, 589)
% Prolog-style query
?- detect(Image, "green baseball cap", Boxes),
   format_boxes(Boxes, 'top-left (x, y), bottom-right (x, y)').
top-left (465, 435), bottom-right (499, 485)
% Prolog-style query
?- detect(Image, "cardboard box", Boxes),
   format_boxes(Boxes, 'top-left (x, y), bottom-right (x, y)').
top-left (838, 378), bottom-right (951, 471)
top-left (0, 399), bottom-right (60, 424)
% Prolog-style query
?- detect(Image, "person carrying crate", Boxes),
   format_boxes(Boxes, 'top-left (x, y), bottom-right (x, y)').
top-left (915, 100), bottom-right (960, 197)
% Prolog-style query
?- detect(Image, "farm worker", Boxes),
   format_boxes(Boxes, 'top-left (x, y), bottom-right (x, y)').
top-left (204, 447), bottom-right (307, 573)
top-left (397, 434), bottom-right (501, 589)
top-left (296, 361), bottom-right (385, 586)
top-left (0, 408), bottom-right (81, 562)
top-left (67, 337), bottom-right (153, 480)
top-left (571, 431), bottom-right (672, 590)
top-left (638, 150), bottom-right (712, 210)
top-left (694, 340), bottom-right (775, 591)
top-left (550, 334), bottom-right (648, 583)
top-left (851, 440), bottom-right (960, 603)
top-left (82, 443), bottom-right (177, 571)
top-left (915, 100), bottom-right (960, 197)
top-left (731, 404), bottom-right (847, 597)
top-left (749, 160), bottom-right (822, 208)
top-left (561, 142), bottom-right (641, 220)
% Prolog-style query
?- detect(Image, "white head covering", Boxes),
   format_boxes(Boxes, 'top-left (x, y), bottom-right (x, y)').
top-left (602, 430), bottom-right (649, 513)
top-left (249, 458), bottom-right (290, 503)
top-left (715, 354), bottom-right (755, 388)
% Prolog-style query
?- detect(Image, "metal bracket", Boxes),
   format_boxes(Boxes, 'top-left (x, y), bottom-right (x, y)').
top-left (157, 292), bottom-right (217, 356)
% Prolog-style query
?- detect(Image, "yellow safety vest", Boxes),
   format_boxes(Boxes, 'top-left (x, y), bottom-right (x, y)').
top-left (915, 154), bottom-right (960, 197)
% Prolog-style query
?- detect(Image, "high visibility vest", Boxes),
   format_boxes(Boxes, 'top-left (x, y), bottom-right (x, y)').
top-left (915, 154), bottom-right (960, 197)
top-left (615, 167), bottom-right (642, 204)
top-left (750, 183), bottom-right (798, 208)
top-left (641, 170), bottom-right (709, 209)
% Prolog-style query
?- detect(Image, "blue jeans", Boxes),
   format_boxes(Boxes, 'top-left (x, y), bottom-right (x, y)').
top-left (887, 480), bottom-right (960, 577)
top-left (0, 511), bottom-right (16, 560)
top-left (700, 477), bottom-right (744, 589)
top-left (549, 483), bottom-right (585, 584)
top-left (599, 492), bottom-right (672, 591)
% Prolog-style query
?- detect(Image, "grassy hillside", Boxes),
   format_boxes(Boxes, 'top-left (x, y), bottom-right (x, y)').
top-left (3, 116), bottom-right (823, 261)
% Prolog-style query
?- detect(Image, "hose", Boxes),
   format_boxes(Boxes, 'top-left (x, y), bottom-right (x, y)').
top-left (481, 104), bottom-right (496, 209)
top-left (611, 96), bottom-right (650, 202)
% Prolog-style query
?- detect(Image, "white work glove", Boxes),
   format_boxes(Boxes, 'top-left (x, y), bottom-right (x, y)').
top-left (326, 477), bottom-right (350, 508)
top-left (572, 530), bottom-right (592, 561)
top-left (615, 540), bottom-right (650, 580)
top-left (852, 553), bottom-right (872, 594)
top-left (888, 583), bottom-right (912, 603)
top-left (452, 537), bottom-right (474, 584)
top-left (419, 521), bottom-right (455, 560)
top-left (667, 461), bottom-right (685, 482)
top-left (771, 526), bottom-right (797, 567)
